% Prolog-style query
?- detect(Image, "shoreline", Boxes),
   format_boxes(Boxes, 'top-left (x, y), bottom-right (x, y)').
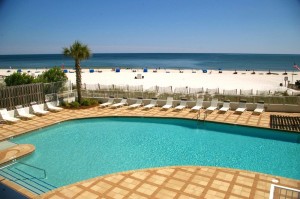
top-left (1, 68), bottom-right (298, 93)
top-left (0, 66), bottom-right (297, 72)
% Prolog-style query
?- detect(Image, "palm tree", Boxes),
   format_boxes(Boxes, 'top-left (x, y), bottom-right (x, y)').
top-left (63, 41), bottom-right (91, 103)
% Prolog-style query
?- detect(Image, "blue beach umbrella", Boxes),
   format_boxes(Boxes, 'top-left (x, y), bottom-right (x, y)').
top-left (143, 68), bottom-right (148, 72)
top-left (17, 69), bottom-right (22, 73)
top-left (116, 68), bottom-right (121, 72)
top-left (202, 69), bottom-right (207, 73)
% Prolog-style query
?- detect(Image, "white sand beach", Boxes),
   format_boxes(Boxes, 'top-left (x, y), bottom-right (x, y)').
top-left (0, 68), bottom-right (298, 93)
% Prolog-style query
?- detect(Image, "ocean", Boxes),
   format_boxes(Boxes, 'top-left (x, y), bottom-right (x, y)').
top-left (0, 53), bottom-right (300, 71)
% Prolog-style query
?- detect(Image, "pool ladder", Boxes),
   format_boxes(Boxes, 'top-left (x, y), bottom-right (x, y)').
top-left (196, 109), bottom-right (207, 122)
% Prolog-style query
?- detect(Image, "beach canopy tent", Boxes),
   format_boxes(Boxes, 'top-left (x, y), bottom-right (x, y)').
top-left (17, 69), bottom-right (22, 73)
top-left (202, 69), bottom-right (207, 73)
top-left (89, 69), bottom-right (94, 73)
top-left (63, 69), bottom-right (68, 73)
top-left (116, 68), bottom-right (121, 72)
top-left (143, 68), bottom-right (148, 72)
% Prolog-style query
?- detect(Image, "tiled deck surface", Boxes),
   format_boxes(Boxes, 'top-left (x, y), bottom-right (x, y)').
top-left (42, 166), bottom-right (300, 199)
top-left (0, 144), bottom-right (35, 164)
top-left (0, 106), bottom-right (299, 198)
top-left (1, 106), bottom-right (300, 142)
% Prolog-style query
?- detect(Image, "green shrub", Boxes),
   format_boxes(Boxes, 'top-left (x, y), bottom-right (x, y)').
top-left (80, 98), bottom-right (99, 106)
top-left (70, 101), bottom-right (80, 108)
top-left (90, 99), bottom-right (99, 106)
top-left (61, 101), bottom-right (70, 108)
top-left (4, 72), bottom-right (35, 86)
top-left (81, 98), bottom-right (91, 106)
top-left (35, 67), bottom-right (67, 83)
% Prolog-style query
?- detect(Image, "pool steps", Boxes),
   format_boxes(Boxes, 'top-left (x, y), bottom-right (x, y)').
top-left (0, 141), bottom-right (17, 150)
top-left (0, 165), bottom-right (56, 195)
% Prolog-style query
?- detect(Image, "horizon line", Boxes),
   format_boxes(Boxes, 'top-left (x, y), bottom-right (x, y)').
top-left (1, 52), bottom-right (300, 56)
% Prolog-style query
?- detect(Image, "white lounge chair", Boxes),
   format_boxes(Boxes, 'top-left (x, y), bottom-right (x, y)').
top-left (206, 98), bottom-right (219, 111)
top-left (100, 97), bottom-right (114, 107)
top-left (191, 98), bottom-right (203, 111)
top-left (31, 103), bottom-right (49, 115)
top-left (0, 108), bottom-right (20, 123)
top-left (144, 99), bottom-right (157, 109)
top-left (254, 102), bottom-right (264, 114)
top-left (235, 100), bottom-right (247, 113)
top-left (46, 102), bottom-right (63, 112)
top-left (111, 98), bottom-right (128, 108)
top-left (15, 105), bottom-right (35, 119)
top-left (161, 97), bottom-right (173, 109)
top-left (175, 100), bottom-right (187, 110)
top-left (129, 99), bottom-right (143, 108)
top-left (219, 101), bottom-right (230, 112)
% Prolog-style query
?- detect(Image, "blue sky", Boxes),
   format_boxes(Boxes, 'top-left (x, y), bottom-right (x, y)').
top-left (0, 0), bottom-right (299, 54)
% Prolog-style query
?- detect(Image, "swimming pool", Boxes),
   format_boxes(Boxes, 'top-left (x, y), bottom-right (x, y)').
top-left (6, 117), bottom-right (300, 188)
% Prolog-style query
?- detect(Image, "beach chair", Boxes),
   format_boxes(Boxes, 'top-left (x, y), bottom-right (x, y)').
top-left (46, 102), bottom-right (63, 112)
top-left (235, 100), bottom-right (247, 113)
top-left (0, 108), bottom-right (20, 123)
top-left (129, 98), bottom-right (143, 108)
top-left (206, 98), bottom-right (219, 111)
top-left (144, 99), bottom-right (157, 109)
top-left (219, 101), bottom-right (230, 112)
top-left (175, 99), bottom-right (187, 110)
top-left (111, 98), bottom-right (128, 108)
top-left (136, 74), bottom-right (142, 79)
top-left (161, 97), bottom-right (173, 109)
top-left (191, 98), bottom-right (204, 111)
top-left (15, 105), bottom-right (35, 119)
top-left (254, 102), bottom-right (265, 114)
top-left (31, 103), bottom-right (49, 115)
top-left (99, 97), bottom-right (114, 107)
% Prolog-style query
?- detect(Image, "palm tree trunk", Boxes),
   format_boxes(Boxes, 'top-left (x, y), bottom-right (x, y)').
top-left (75, 59), bottom-right (82, 103)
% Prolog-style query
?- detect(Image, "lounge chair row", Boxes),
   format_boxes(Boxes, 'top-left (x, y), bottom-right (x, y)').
top-left (0, 102), bottom-right (62, 123)
top-left (99, 97), bottom-right (265, 113)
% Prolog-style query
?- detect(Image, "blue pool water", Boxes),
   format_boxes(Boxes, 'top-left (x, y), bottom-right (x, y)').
top-left (10, 117), bottom-right (300, 187)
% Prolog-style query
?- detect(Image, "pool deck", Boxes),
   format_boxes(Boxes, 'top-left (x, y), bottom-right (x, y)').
top-left (0, 106), bottom-right (299, 198)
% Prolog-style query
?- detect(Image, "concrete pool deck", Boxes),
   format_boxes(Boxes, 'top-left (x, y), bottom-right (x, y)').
top-left (0, 106), bottom-right (299, 198)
